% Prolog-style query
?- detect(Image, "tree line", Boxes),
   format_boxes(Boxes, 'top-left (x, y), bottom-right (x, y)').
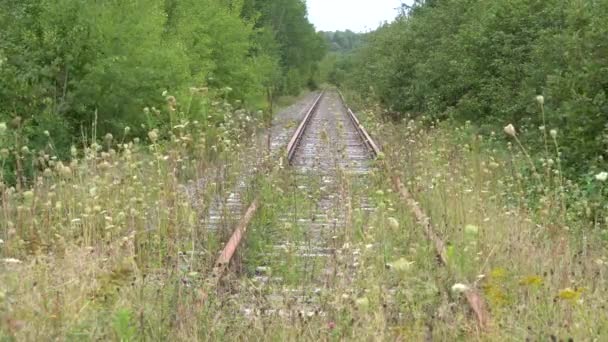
top-left (334, 0), bottom-right (608, 179)
top-left (0, 0), bottom-right (326, 152)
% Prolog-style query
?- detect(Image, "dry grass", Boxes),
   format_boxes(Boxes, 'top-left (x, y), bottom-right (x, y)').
top-left (2, 92), bottom-right (607, 340)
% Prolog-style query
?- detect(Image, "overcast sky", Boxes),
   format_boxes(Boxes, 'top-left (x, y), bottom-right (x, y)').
top-left (307, 0), bottom-right (409, 32)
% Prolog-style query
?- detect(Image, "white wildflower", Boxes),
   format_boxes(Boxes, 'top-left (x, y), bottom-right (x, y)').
top-left (503, 124), bottom-right (516, 137)
top-left (550, 129), bottom-right (558, 138)
top-left (451, 283), bottom-right (470, 293)
top-left (148, 129), bottom-right (159, 143)
top-left (536, 95), bottom-right (544, 105)
top-left (595, 172), bottom-right (608, 182)
top-left (3, 258), bottom-right (22, 264)
top-left (0, 122), bottom-right (6, 135)
top-left (387, 258), bottom-right (414, 272)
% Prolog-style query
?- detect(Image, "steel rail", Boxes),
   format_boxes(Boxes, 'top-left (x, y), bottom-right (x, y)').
top-left (286, 91), bottom-right (325, 163)
top-left (337, 89), bottom-right (490, 331)
top-left (337, 90), bottom-right (381, 157)
top-left (211, 92), bottom-right (325, 282)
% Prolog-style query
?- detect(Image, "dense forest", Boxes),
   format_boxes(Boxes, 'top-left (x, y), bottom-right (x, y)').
top-left (332, 0), bottom-right (608, 181)
top-left (0, 0), bottom-right (325, 160)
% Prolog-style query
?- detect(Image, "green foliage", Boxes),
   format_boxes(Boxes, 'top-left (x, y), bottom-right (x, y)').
top-left (112, 308), bottom-right (137, 342)
top-left (0, 0), bottom-right (325, 181)
top-left (346, 0), bottom-right (608, 176)
top-left (320, 30), bottom-right (363, 53)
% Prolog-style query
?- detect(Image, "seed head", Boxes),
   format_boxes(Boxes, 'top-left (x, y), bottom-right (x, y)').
top-left (550, 129), bottom-right (558, 139)
top-left (595, 171), bottom-right (608, 182)
top-left (148, 129), bottom-right (159, 143)
top-left (104, 133), bottom-right (113, 143)
top-left (451, 283), bottom-right (470, 293)
top-left (503, 124), bottom-right (516, 138)
top-left (536, 95), bottom-right (544, 106)
top-left (387, 217), bottom-right (399, 230)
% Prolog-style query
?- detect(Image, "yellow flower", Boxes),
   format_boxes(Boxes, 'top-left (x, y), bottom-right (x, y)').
top-left (557, 287), bottom-right (583, 301)
top-left (519, 275), bottom-right (543, 287)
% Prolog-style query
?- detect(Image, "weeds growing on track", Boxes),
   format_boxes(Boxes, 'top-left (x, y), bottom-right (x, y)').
top-left (2, 90), bottom-right (607, 340)
top-left (0, 92), bottom-right (264, 340)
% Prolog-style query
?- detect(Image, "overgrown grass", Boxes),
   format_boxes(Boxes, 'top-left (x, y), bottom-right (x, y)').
top-left (0, 93), bottom-right (265, 340)
top-left (367, 109), bottom-right (608, 339)
top-left (2, 89), bottom-right (607, 340)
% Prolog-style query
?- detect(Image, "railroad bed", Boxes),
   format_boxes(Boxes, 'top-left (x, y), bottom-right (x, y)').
top-left (220, 90), bottom-right (379, 318)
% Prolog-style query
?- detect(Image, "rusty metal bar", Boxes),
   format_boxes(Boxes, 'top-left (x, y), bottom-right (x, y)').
top-left (337, 88), bottom-right (489, 330)
top-left (211, 92), bottom-right (325, 282)
top-left (337, 90), bottom-right (381, 157)
top-left (212, 196), bottom-right (261, 279)
top-left (392, 169), bottom-right (489, 330)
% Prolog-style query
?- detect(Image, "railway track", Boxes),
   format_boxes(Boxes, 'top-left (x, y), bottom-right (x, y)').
top-left (210, 88), bottom-right (489, 330)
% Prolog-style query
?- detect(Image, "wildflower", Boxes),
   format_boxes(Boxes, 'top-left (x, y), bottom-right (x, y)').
top-left (23, 190), bottom-right (34, 201)
top-left (148, 129), bottom-right (159, 143)
top-left (166, 95), bottom-right (177, 110)
top-left (550, 129), bottom-right (558, 138)
top-left (595, 172), bottom-right (608, 182)
top-left (328, 321), bottom-right (336, 330)
top-left (70, 145), bottom-right (77, 157)
top-left (104, 133), bottom-right (113, 143)
top-left (503, 124), bottom-right (516, 138)
top-left (536, 95), bottom-right (544, 105)
top-left (143, 107), bottom-right (150, 115)
top-left (44, 130), bottom-right (50, 137)
top-left (387, 258), bottom-right (414, 272)
top-left (557, 287), bottom-right (583, 301)
top-left (2, 258), bottom-right (22, 264)
top-left (59, 164), bottom-right (72, 178)
top-left (355, 297), bottom-right (370, 309)
top-left (0, 239), bottom-right (3, 244)
top-left (451, 283), bottom-right (470, 293)
top-left (387, 217), bottom-right (399, 230)
top-left (0, 122), bottom-right (7, 134)
top-left (465, 224), bottom-right (479, 236)
top-left (20, 146), bottom-right (29, 154)
top-left (161, 90), bottom-right (168, 97)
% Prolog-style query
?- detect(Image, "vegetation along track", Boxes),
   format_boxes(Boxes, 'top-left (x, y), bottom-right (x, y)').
top-left (210, 89), bottom-right (489, 329)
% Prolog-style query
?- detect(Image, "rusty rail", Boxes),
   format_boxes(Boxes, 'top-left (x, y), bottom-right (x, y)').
top-left (337, 90), bottom-right (490, 331)
top-left (338, 90), bottom-right (381, 157)
top-left (211, 92), bottom-right (324, 282)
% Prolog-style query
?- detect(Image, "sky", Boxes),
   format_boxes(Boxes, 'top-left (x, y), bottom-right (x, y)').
top-left (307, 0), bottom-right (410, 33)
